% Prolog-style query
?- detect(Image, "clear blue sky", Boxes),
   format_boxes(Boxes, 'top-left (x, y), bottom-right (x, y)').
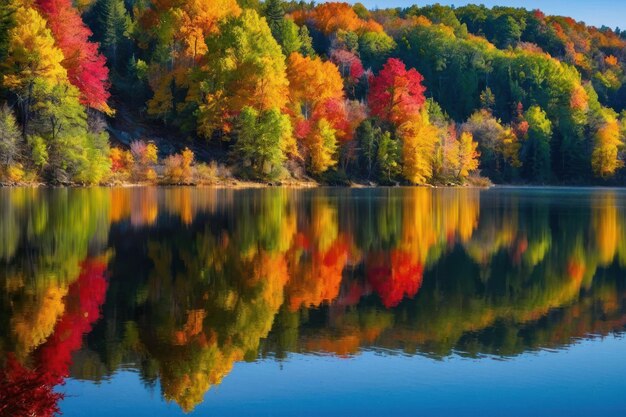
top-left (333, 1), bottom-right (625, 30)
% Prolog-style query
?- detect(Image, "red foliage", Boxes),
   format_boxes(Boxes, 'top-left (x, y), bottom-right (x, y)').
top-left (330, 49), bottom-right (364, 83)
top-left (312, 98), bottom-right (350, 141)
top-left (367, 250), bottom-right (424, 308)
top-left (294, 119), bottom-right (313, 140)
top-left (0, 354), bottom-right (62, 417)
top-left (350, 60), bottom-right (365, 81)
top-left (37, 259), bottom-right (109, 383)
top-left (36, 0), bottom-right (111, 112)
top-left (368, 58), bottom-right (426, 125)
top-left (0, 259), bottom-right (108, 417)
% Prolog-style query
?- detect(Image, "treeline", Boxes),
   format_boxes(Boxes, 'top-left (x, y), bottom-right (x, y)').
top-left (1, 1), bottom-right (626, 184)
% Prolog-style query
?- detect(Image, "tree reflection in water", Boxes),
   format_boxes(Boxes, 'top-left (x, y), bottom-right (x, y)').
top-left (0, 187), bottom-right (625, 413)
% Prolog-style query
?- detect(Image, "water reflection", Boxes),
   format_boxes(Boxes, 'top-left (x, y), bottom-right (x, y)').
top-left (1, 187), bottom-right (626, 414)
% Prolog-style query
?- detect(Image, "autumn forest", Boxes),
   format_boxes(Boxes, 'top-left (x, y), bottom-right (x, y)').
top-left (2, 0), bottom-right (626, 185)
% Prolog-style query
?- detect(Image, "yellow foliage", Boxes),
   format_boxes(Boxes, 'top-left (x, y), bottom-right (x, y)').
top-left (500, 127), bottom-right (522, 168)
top-left (146, 168), bottom-right (158, 182)
top-left (592, 114), bottom-right (624, 178)
top-left (145, 143), bottom-right (158, 165)
top-left (182, 148), bottom-right (194, 167)
top-left (12, 284), bottom-right (68, 357)
top-left (398, 112), bottom-right (438, 185)
top-left (164, 149), bottom-right (194, 184)
top-left (306, 118), bottom-right (338, 174)
top-left (180, 0), bottom-right (241, 59)
top-left (146, 0), bottom-right (240, 120)
top-left (4, 7), bottom-right (68, 89)
top-left (110, 148), bottom-right (134, 176)
top-left (593, 194), bottom-right (619, 265)
top-left (5, 164), bottom-right (25, 183)
top-left (457, 132), bottom-right (480, 178)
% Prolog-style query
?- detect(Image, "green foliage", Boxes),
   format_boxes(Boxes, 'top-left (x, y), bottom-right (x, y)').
top-left (277, 18), bottom-right (301, 56)
top-left (405, 4), bottom-right (468, 38)
top-left (0, 0), bottom-right (15, 82)
top-left (28, 81), bottom-right (110, 183)
top-left (377, 131), bottom-right (400, 183)
top-left (198, 9), bottom-right (289, 138)
top-left (358, 31), bottom-right (395, 71)
top-left (463, 110), bottom-right (520, 182)
top-left (234, 106), bottom-right (291, 180)
top-left (522, 105), bottom-right (552, 182)
top-left (263, 0), bottom-right (314, 58)
top-left (356, 119), bottom-right (378, 179)
top-left (307, 118), bottom-right (338, 175)
top-left (0, 104), bottom-right (20, 167)
top-left (93, 0), bottom-right (132, 66)
top-left (297, 25), bottom-right (316, 57)
top-left (264, 0), bottom-right (284, 40)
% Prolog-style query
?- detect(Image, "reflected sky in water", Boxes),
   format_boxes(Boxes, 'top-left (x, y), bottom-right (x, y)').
top-left (1, 187), bottom-right (626, 415)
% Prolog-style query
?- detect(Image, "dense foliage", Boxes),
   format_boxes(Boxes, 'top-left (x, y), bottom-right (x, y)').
top-left (2, 0), bottom-right (626, 184)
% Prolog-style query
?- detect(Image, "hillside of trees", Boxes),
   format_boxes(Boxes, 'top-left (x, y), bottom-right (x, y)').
top-left (2, 0), bottom-right (626, 185)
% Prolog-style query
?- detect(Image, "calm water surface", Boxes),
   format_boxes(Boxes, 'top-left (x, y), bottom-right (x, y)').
top-left (1, 186), bottom-right (626, 416)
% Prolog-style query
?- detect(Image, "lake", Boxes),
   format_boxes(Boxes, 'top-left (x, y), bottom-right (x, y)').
top-left (1, 186), bottom-right (626, 416)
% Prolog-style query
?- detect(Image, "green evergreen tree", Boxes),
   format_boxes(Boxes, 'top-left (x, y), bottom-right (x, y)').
top-left (95, 0), bottom-right (131, 67)
top-left (356, 119), bottom-right (379, 179)
top-left (264, 0), bottom-right (285, 42)
top-left (298, 25), bottom-right (316, 57)
top-left (0, 0), bottom-right (15, 81)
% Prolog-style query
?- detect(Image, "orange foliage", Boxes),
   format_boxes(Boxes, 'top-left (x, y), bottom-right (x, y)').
top-left (303, 335), bottom-right (360, 357)
top-left (287, 52), bottom-right (345, 120)
top-left (605, 55), bottom-right (619, 67)
top-left (174, 309), bottom-right (207, 345)
top-left (302, 2), bottom-right (383, 36)
top-left (570, 85), bottom-right (588, 111)
top-left (109, 188), bottom-right (131, 223)
top-left (287, 235), bottom-right (350, 311)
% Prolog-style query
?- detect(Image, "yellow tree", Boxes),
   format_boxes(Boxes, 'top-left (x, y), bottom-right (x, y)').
top-left (398, 112), bottom-right (438, 185)
top-left (4, 6), bottom-right (68, 134)
top-left (592, 110), bottom-right (624, 178)
top-left (197, 9), bottom-right (289, 138)
top-left (179, 0), bottom-right (241, 60)
top-left (3, 6), bottom-right (67, 89)
top-left (456, 131), bottom-right (480, 179)
top-left (306, 118), bottom-right (338, 174)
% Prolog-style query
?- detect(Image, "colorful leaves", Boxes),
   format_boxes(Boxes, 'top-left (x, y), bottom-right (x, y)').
top-left (368, 58), bottom-right (426, 125)
top-left (36, 0), bottom-right (111, 113)
top-left (3, 6), bottom-right (67, 89)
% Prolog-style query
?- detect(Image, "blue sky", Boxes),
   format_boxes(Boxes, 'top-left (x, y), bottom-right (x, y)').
top-left (333, 1), bottom-right (625, 30)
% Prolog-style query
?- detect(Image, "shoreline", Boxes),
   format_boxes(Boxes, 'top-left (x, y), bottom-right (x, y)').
top-left (6, 182), bottom-right (626, 190)
top-left (5, 178), bottom-right (626, 190)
